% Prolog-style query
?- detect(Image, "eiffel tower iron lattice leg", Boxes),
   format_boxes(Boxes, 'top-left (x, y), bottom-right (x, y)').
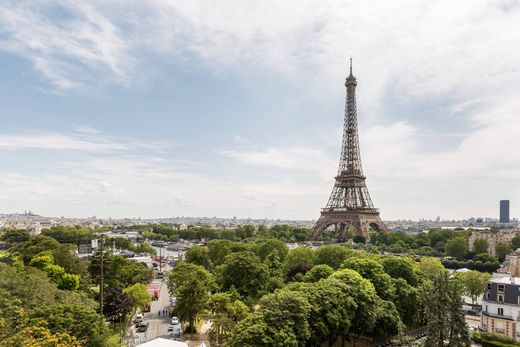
top-left (309, 59), bottom-right (387, 242)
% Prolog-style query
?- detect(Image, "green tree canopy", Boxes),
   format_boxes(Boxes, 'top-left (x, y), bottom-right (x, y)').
top-left (329, 269), bottom-right (381, 336)
top-left (512, 234), bottom-right (520, 251)
top-left (495, 242), bottom-right (511, 262)
top-left (219, 251), bottom-right (269, 300)
top-left (417, 257), bottom-right (446, 281)
top-left (185, 245), bottom-right (210, 268)
top-left (283, 247), bottom-right (315, 273)
top-left (124, 283), bottom-right (151, 312)
top-left (29, 303), bottom-right (110, 347)
top-left (472, 238), bottom-right (489, 254)
top-left (303, 264), bottom-right (334, 283)
top-left (207, 239), bottom-right (234, 266)
top-left (176, 276), bottom-right (210, 334)
top-left (380, 256), bottom-right (418, 286)
top-left (259, 289), bottom-right (312, 346)
top-left (445, 237), bottom-right (469, 259)
top-left (424, 271), bottom-right (470, 347)
top-left (314, 245), bottom-right (350, 269)
top-left (342, 257), bottom-right (396, 299)
top-left (252, 238), bottom-right (289, 262)
top-left (455, 270), bottom-right (491, 305)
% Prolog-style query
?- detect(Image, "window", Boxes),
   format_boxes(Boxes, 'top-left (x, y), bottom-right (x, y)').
top-left (498, 294), bottom-right (504, 303)
top-left (498, 307), bottom-right (504, 316)
top-left (498, 284), bottom-right (505, 293)
top-left (485, 305), bottom-right (488, 312)
top-left (487, 292), bottom-right (491, 300)
top-left (488, 283), bottom-right (492, 290)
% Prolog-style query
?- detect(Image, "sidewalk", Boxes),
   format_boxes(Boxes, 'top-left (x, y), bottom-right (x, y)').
top-left (184, 320), bottom-right (212, 347)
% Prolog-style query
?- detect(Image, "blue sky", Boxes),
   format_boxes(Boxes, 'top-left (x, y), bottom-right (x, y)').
top-left (1, 0), bottom-right (520, 220)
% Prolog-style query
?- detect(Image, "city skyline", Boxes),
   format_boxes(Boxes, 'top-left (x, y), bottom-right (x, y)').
top-left (1, 1), bottom-right (520, 220)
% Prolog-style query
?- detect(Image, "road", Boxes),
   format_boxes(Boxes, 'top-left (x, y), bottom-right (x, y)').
top-left (128, 278), bottom-right (174, 346)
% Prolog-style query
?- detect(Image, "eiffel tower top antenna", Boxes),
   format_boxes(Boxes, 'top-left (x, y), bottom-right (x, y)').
top-left (349, 56), bottom-right (352, 75)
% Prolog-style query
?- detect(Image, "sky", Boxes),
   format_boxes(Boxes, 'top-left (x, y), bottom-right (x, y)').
top-left (0, 0), bottom-right (519, 221)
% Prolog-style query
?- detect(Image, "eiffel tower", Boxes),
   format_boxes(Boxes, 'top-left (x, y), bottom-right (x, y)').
top-left (308, 59), bottom-right (386, 241)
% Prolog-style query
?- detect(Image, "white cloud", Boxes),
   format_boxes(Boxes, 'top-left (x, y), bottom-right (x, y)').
top-left (0, 128), bottom-right (170, 152)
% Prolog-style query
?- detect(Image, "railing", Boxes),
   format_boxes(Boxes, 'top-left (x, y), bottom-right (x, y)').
top-left (321, 207), bottom-right (380, 213)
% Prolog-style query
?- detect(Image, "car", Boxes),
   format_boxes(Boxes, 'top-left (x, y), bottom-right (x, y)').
top-left (171, 316), bottom-right (179, 325)
top-left (133, 313), bottom-right (143, 327)
top-left (136, 322), bottom-right (150, 332)
top-left (170, 325), bottom-right (181, 341)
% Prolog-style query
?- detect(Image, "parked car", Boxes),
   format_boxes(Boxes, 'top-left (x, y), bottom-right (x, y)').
top-left (133, 313), bottom-right (144, 327)
top-left (136, 322), bottom-right (150, 332)
top-left (171, 316), bottom-right (179, 325)
top-left (170, 325), bottom-right (181, 341)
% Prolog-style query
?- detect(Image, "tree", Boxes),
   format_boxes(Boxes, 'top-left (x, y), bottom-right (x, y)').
top-left (289, 279), bottom-right (356, 346)
top-left (10, 235), bottom-right (82, 274)
top-left (219, 252), bottom-right (269, 300)
top-left (252, 238), bottom-right (289, 262)
top-left (417, 257), bottom-right (446, 281)
top-left (230, 314), bottom-right (285, 347)
top-left (495, 242), bottom-right (511, 262)
top-left (285, 262), bottom-right (314, 282)
top-left (1, 326), bottom-right (82, 347)
top-left (168, 262), bottom-right (213, 292)
top-left (0, 229), bottom-right (30, 244)
top-left (283, 247), bottom-right (315, 273)
top-left (103, 287), bottom-right (134, 324)
top-left (455, 270), bottom-right (491, 305)
top-left (29, 251), bottom-right (80, 290)
top-left (206, 293), bottom-right (250, 345)
top-left (424, 271), bottom-right (470, 347)
top-left (342, 257), bottom-right (395, 299)
top-left (176, 277), bottom-right (209, 334)
top-left (124, 283), bottom-right (151, 312)
top-left (372, 300), bottom-right (403, 339)
top-left (185, 245), bottom-right (210, 268)
top-left (512, 234), bottom-right (520, 251)
top-left (445, 237), bottom-right (468, 259)
top-left (0, 263), bottom-right (97, 311)
top-left (353, 234), bottom-right (366, 244)
top-left (29, 304), bottom-right (110, 347)
top-left (208, 239), bottom-right (234, 266)
top-left (259, 289), bottom-right (312, 346)
top-left (329, 269), bottom-right (381, 337)
top-left (380, 256), bottom-right (418, 286)
top-left (303, 264), bottom-right (334, 283)
top-left (472, 238), bottom-right (489, 254)
top-left (392, 278), bottom-right (419, 326)
top-left (314, 245), bottom-right (350, 269)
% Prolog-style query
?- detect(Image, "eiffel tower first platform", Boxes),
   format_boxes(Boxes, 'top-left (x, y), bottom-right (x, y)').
top-left (308, 59), bottom-right (387, 242)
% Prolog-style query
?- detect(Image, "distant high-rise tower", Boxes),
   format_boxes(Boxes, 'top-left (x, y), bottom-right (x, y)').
top-left (308, 59), bottom-right (386, 241)
top-left (500, 200), bottom-right (510, 223)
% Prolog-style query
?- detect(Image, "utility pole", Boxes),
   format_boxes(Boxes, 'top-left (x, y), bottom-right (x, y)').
top-left (99, 237), bottom-right (104, 315)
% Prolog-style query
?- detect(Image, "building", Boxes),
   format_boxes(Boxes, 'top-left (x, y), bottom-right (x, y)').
top-left (501, 200), bottom-right (511, 224)
top-left (468, 229), bottom-right (519, 256)
top-left (481, 250), bottom-right (520, 339)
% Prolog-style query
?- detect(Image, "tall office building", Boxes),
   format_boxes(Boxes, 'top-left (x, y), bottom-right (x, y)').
top-left (500, 200), bottom-right (510, 224)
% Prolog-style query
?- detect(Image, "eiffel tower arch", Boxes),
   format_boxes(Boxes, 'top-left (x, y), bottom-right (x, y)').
top-left (309, 59), bottom-right (387, 242)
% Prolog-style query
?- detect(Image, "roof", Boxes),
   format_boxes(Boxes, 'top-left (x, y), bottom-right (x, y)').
top-left (136, 338), bottom-right (188, 347)
top-left (489, 274), bottom-right (520, 285)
